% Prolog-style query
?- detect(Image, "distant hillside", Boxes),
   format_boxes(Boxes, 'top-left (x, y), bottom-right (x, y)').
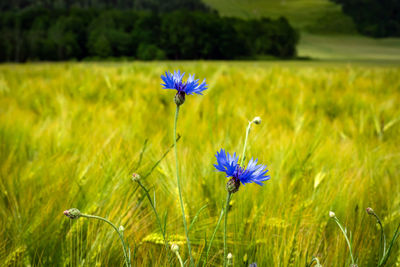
top-left (203, 0), bottom-right (357, 34)
top-left (203, 0), bottom-right (400, 61)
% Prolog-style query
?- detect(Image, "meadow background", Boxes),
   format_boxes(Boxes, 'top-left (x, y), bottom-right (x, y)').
top-left (1, 62), bottom-right (400, 266)
top-left (1, 0), bottom-right (400, 266)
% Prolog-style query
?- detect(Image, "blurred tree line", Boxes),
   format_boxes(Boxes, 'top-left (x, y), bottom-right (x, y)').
top-left (0, 0), bottom-right (212, 13)
top-left (331, 0), bottom-right (400, 37)
top-left (0, 7), bottom-right (299, 61)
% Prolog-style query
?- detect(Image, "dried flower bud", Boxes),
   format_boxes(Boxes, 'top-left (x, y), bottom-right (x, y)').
top-left (171, 244), bottom-right (179, 253)
top-left (64, 208), bottom-right (82, 219)
top-left (329, 211), bottom-right (336, 218)
top-left (174, 91), bottom-right (186, 106)
top-left (226, 177), bottom-right (240, 194)
top-left (252, 116), bottom-right (262, 125)
top-left (366, 207), bottom-right (374, 215)
top-left (132, 173), bottom-right (141, 182)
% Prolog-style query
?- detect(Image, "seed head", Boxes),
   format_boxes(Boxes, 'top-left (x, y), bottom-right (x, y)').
top-left (329, 211), bottom-right (336, 218)
top-left (252, 116), bottom-right (262, 125)
top-left (63, 208), bottom-right (82, 219)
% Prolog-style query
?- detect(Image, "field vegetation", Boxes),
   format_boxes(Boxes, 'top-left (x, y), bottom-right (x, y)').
top-left (1, 62), bottom-right (400, 266)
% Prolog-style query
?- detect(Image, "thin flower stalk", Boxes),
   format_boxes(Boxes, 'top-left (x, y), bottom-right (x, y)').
top-left (213, 117), bottom-right (269, 267)
top-left (161, 70), bottom-right (208, 267)
top-left (330, 212), bottom-right (356, 266)
top-left (366, 207), bottom-right (386, 259)
top-left (240, 120), bottom-right (253, 167)
top-left (64, 209), bottom-right (131, 267)
top-left (174, 105), bottom-right (194, 266)
top-left (135, 178), bottom-right (168, 251)
top-left (239, 117), bottom-right (261, 167)
top-left (223, 192), bottom-right (232, 267)
top-left (171, 244), bottom-right (184, 267)
top-left (366, 207), bottom-right (400, 267)
top-left (205, 208), bottom-right (224, 263)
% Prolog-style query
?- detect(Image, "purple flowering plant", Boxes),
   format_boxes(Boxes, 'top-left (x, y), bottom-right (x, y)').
top-left (161, 70), bottom-right (208, 106)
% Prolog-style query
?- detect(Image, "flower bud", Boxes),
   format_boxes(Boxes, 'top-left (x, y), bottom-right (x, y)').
top-left (249, 263), bottom-right (258, 267)
top-left (171, 244), bottom-right (179, 253)
top-left (329, 211), bottom-right (336, 218)
top-left (64, 208), bottom-right (82, 219)
top-left (174, 91), bottom-right (186, 106)
top-left (227, 253), bottom-right (233, 265)
top-left (226, 177), bottom-right (240, 194)
top-left (119, 225), bottom-right (125, 232)
top-left (252, 116), bottom-right (262, 125)
top-left (366, 207), bottom-right (374, 215)
top-left (132, 173), bottom-right (141, 182)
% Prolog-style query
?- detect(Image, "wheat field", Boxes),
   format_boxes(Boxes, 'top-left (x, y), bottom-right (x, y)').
top-left (1, 62), bottom-right (400, 266)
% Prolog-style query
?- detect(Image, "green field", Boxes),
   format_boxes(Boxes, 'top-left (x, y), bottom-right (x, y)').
top-left (298, 34), bottom-right (400, 61)
top-left (203, 0), bottom-right (356, 33)
top-left (1, 62), bottom-right (400, 266)
top-left (204, 0), bottom-right (400, 61)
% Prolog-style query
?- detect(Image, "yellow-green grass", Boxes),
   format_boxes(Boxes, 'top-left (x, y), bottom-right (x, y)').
top-left (1, 62), bottom-right (400, 266)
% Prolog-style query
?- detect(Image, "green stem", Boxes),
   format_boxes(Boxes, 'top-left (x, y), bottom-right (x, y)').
top-left (223, 119), bottom-right (254, 266)
top-left (174, 251), bottom-right (184, 267)
top-left (205, 208), bottom-right (224, 264)
top-left (136, 181), bottom-right (168, 250)
top-left (378, 223), bottom-right (400, 267)
top-left (174, 105), bottom-right (194, 266)
top-left (372, 213), bottom-right (386, 258)
top-left (333, 217), bottom-right (355, 265)
top-left (81, 214), bottom-right (131, 267)
top-left (223, 192), bottom-right (232, 267)
top-left (240, 121), bottom-right (253, 167)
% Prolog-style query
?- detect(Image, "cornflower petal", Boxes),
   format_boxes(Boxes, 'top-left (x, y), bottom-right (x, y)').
top-left (214, 150), bottom-right (270, 189)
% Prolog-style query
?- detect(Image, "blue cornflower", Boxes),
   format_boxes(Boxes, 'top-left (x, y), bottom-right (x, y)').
top-left (161, 70), bottom-right (208, 106)
top-left (214, 149), bottom-right (270, 193)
